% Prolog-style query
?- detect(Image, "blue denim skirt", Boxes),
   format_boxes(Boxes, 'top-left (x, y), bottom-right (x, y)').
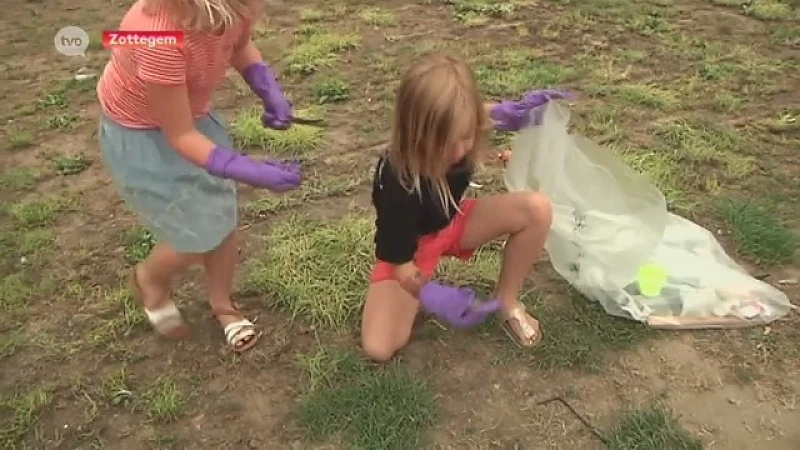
top-left (99, 111), bottom-right (237, 253)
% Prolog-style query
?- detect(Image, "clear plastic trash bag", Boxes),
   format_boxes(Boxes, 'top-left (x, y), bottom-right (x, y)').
top-left (504, 101), bottom-right (793, 329)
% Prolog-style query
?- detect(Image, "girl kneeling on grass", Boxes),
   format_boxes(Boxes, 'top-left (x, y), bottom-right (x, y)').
top-left (97, 0), bottom-right (301, 352)
top-left (362, 53), bottom-right (570, 362)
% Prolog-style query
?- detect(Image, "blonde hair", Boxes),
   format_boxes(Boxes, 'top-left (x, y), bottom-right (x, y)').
top-left (389, 53), bottom-right (488, 214)
top-left (145, 0), bottom-right (262, 32)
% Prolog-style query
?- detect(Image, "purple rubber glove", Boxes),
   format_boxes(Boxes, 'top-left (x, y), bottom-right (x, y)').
top-left (490, 89), bottom-right (572, 132)
top-left (241, 62), bottom-right (293, 130)
top-left (205, 146), bottom-right (301, 192)
top-left (418, 282), bottom-right (501, 328)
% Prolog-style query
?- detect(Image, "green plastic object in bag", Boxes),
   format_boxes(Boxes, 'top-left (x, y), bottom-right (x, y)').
top-left (504, 101), bottom-right (793, 329)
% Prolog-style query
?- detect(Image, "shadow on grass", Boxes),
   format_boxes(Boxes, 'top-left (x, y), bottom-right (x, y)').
top-left (296, 346), bottom-right (436, 450)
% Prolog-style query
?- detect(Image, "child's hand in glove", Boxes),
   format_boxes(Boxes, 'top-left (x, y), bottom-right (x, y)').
top-left (418, 282), bottom-right (500, 328)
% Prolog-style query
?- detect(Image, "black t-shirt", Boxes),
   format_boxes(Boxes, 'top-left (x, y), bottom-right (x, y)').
top-left (371, 153), bottom-right (473, 264)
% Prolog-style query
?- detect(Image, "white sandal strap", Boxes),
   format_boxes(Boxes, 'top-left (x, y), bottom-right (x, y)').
top-left (144, 303), bottom-right (183, 331)
top-left (224, 319), bottom-right (256, 345)
top-left (502, 304), bottom-right (538, 341)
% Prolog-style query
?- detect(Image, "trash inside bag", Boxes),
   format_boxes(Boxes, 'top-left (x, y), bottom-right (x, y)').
top-left (504, 101), bottom-right (793, 329)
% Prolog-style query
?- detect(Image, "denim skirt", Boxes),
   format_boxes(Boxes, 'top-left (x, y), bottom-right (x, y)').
top-left (99, 111), bottom-right (237, 253)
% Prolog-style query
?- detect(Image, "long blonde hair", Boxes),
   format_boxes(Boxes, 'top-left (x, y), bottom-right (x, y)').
top-left (145, 0), bottom-right (262, 32)
top-left (389, 53), bottom-right (488, 214)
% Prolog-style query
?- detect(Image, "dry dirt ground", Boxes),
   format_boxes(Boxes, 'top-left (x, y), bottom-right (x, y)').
top-left (1, 0), bottom-right (799, 449)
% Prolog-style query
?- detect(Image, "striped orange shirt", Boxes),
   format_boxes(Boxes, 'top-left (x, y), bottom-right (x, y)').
top-left (97, 0), bottom-right (250, 129)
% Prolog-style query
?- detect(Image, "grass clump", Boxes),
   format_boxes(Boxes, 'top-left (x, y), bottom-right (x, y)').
top-left (123, 226), bottom-right (156, 264)
top-left (230, 107), bottom-right (324, 157)
top-left (586, 83), bottom-right (678, 110)
top-left (0, 274), bottom-right (32, 314)
top-left (0, 388), bottom-right (52, 448)
top-left (717, 199), bottom-right (798, 265)
top-left (297, 347), bottom-right (436, 449)
top-left (311, 78), bottom-right (349, 104)
top-left (283, 32), bottom-right (360, 75)
top-left (605, 403), bottom-right (703, 450)
top-left (244, 215), bottom-right (373, 329)
top-left (475, 50), bottom-right (575, 97)
top-left (358, 7), bottom-right (395, 26)
top-left (139, 377), bottom-right (187, 423)
top-left (0, 167), bottom-right (39, 190)
top-left (744, 0), bottom-right (794, 20)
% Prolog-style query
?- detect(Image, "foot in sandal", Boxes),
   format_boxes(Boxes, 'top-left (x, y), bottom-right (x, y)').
top-left (499, 302), bottom-right (541, 347)
top-left (130, 265), bottom-right (188, 339)
top-left (211, 308), bottom-right (261, 353)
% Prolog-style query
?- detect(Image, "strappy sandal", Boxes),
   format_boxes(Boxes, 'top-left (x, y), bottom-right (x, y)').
top-left (499, 303), bottom-right (541, 348)
top-left (129, 267), bottom-right (188, 340)
top-left (211, 308), bottom-right (261, 353)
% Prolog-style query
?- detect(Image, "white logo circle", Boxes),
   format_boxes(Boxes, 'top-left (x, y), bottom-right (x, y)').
top-left (54, 26), bottom-right (90, 57)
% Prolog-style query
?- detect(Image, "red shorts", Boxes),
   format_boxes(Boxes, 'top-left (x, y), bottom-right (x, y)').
top-left (370, 199), bottom-right (477, 283)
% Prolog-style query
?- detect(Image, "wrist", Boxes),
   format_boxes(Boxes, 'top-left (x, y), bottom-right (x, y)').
top-left (204, 145), bottom-right (239, 177)
top-left (241, 61), bottom-right (277, 97)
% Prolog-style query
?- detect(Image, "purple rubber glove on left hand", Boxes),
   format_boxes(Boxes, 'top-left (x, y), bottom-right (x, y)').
top-left (490, 89), bottom-right (572, 132)
top-left (205, 145), bottom-right (301, 192)
top-left (241, 62), bottom-right (293, 130)
top-left (418, 282), bottom-right (501, 328)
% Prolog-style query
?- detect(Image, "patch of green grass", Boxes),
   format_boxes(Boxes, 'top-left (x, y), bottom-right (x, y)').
top-left (0, 167), bottom-right (39, 190)
top-left (655, 120), bottom-right (754, 182)
top-left (0, 274), bottom-right (32, 314)
top-left (447, 0), bottom-right (517, 24)
top-left (244, 215), bottom-right (372, 329)
top-left (311, 78), bottom-right (349, 104)
top-left (586, 83), bottom-right (678, 110)
top-left (0, 388), bottom-right (52, 448)
top-left (123, 226), bottom-right (156, 264)
top-left (768, 23), bottom-right (800, 46)
top-left (621, 149), bottom-right (687, 208)
top-left (9, 198), bottom-right (71, 228)
top-left (744, 0), bottom-right (794, 20)
top-left (475, 49), bottom-right (576, 97)
top-left (139, 377), bottom-right (187, 423)
top-left (717, 199), bottom-right (798, 265)
top-left (283, 32), bottom-right (360, 75)
top-left (47, 113), bottom-right (80, 130)
top-left (624, 7), bottom-right (674, 36)
top-left (244, 172), bottom-right (365, 217)
top-left (711, 0), bottom-right (748, 5)
top-left (605, 403), bottom-right (703, 450)
top-left (297, 347), bottom-right (436, 449)
top-left (6, 128), bottom-right (33, 149)
top-left (0, 332), bottom-right (23, 361)
top-left (18, 228), bottom-right (54, 255)
top-left (52, 154), bottom-right (90, 175)
top-left (358, 6), bottom-right (395, 26)
top-left (103, 366), bottom-right (135, 406)
top-left (299, 5), bottom-right (347, 23)
top-left (86, 287), bottom-right (147, 349)
top-left (230, 107), bottom-right (325, 157)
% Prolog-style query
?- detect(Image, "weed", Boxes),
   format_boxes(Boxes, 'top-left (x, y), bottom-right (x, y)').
top-left (52, 154), bottom-right (90, 175)
top-left (717, 199), bottom-right (798, 265)
top-left (283, 32), bottom-right (360, 75)
top-left (475, 50), bottom-right (576, 97)
top-left (605, 403), bottom-right (703, 450)
top-left (230, 107), bottom-right (324, 156)
top-left (0, 388), bottom-right (52, 448)
top-left (297, 347), bottom-right (435, 449)
top-left (0, 332), bottom-right (23, 361)
top-left (0, 274), bottom-right (32, 314)
top-left (9, 198), bottom-right (69, 228)
top-left (6, 128), bottom-right (33, 149)
top-left (358, 7), bottom-right (395, 26)
top-left (86, 287), bottom-right (146, 348)
top-left (140, 377), bottom-right (187, 422)
top-left (311, 78), bottom-right (349, 104)
top-left (123, 226), bottom-right (156, 264)
top-left (0, 167), bottom-right (39, 190)
top-left (244, 215), bottom-right (373, 329)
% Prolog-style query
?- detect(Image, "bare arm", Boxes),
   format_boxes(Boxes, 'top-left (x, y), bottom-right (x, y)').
top-left (145, 83), bottom-right (215, 167)
top-left (230, 38), bottom-right (263, 72)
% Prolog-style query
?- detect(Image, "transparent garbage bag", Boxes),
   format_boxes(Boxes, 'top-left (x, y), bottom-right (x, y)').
top-left (504, 101), bottom-right (793, 329)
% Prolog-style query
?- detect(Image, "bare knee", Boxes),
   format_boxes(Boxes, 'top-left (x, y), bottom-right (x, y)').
top-left (361, 333), bottom-right (400, 363)
top-left (520, 192), bottom-right (552, 229)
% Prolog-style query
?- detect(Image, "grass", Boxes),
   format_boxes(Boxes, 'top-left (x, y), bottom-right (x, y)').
top-left (605, 403), bottom-right (703, 450)
top-left (474, 49), bottom-right (577, 97)
top-left (140, 377), bottom-right (187, 423)
top-left (8, 198), bottom-right (70, 228)
top-left (0, 274), bottom-right (32, 314)
top-left (283, 31), bottom-right (360, 75)
top-left (123, 226), bottom-right (156, 264)
top-left (585, 83), bottom-right (678, 110)
top-left (243, 171), bottom-right (365, 217)
top-left (717, 199), bottom-right (798, 265)
top-left (297, 347), bottom-right (436, 449)
top-left (85, 286), bottom-right (146, 349)
top-left (0, 388), bottom-right (52, 448)
top-left (311, 78), bottom-right (349, 104)
top-left (244, 215), bottom-right (373, 330)
top-left (230, 107), bottom-right (325, 157)
top-left (0, 167), bottom-right (39, 189)
top-left (358, 7), bottom-right (395, 26)
top-left (52, 154), bottom-right (90, 175)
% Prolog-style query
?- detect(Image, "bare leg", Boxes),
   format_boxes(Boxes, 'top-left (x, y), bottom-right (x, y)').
top-left (459, 192), bottom-right (552, 345)
top-left (203, 230), bottom-right (258, 351)
top-left (135, 242), bottom-right (200, 311)
top-left (361, 280), bottom-right (420, 362)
